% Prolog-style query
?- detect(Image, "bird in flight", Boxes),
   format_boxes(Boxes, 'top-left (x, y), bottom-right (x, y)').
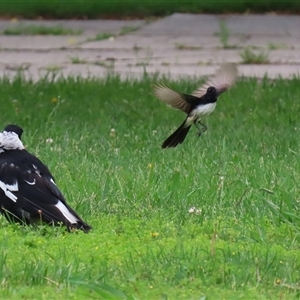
top-left (154, 63), bottom-right (237, 148)
top-left (0, 124), bottom-right (92, 232)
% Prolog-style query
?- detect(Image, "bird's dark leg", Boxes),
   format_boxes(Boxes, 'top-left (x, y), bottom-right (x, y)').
top-left (38, 210), bottom-right (43, 224)
top-left (198, 121), bottom-right (207, 132)
top-left (194, 120), bottom-right (207, 137)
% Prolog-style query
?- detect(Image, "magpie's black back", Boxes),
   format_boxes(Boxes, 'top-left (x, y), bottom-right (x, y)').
top-left (183, 86), bottom-right (218, 108)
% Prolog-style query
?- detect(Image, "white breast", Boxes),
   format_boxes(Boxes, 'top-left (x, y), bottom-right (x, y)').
top-left (195, 102), bottom-right (216, 116)
top-left (187, 102), bottom-right (217, 124)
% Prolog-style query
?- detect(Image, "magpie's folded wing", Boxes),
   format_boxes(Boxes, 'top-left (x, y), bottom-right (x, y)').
top-left (0, 163), bottom-right (79, 225)
top-left (19, 173), bottom-right (82, 225)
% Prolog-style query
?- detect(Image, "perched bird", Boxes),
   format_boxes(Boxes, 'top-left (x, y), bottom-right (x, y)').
top-left (0, 125), bottom-right (92, 232)
top-left (154, 63), bottom-right (237, 148)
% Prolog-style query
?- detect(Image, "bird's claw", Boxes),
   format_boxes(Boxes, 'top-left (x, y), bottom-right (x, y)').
top-left (197, 127), bottom-right (207, 137)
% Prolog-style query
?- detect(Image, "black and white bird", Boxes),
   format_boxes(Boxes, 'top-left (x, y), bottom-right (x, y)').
top-left (0, 125), bottom-right (92, 232)
top-left (154, 63), bottom-right (237, 148)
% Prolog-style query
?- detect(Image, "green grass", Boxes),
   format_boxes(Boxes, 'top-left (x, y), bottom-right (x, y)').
top-left (0, 74), bottom-right (300, 299)
top-left (3, 25), bottom-right (82, 35)
top-left (1, 0), bottom-right (300, 18)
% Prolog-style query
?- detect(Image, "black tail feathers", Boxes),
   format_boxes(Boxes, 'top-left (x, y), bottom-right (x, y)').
top-left (162, 121), bottom-right (191, 148)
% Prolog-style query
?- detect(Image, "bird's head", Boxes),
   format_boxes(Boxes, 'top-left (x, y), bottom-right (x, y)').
top-left (0, 124), bottom-right (25, 152)
top-left (204, 86), bottom-right (218, 102)
top-left (4, 125), bottom-right (23, 139)
top-left (206, 86), bottom-right (217, 96)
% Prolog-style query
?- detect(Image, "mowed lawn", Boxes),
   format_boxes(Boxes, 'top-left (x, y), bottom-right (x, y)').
top-left (1, 0), bottom-right (300, 18)
top-left (0, 75), bottom-right (299, 299)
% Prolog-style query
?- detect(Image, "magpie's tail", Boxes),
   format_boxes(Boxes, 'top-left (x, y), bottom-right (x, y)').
top-left (162, 119), bottom-right (191, 148)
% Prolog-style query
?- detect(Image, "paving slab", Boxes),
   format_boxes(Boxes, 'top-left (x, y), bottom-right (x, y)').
top-left (0, 14), bottom-right (300, 80)
top-left (137, 13), bottom-right (300, 36)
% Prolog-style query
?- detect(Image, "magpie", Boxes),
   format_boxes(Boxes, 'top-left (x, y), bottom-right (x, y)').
top-left (154, 63), bottom-right (237, 148)
top-left (0, 125), bottom-right (92, 233)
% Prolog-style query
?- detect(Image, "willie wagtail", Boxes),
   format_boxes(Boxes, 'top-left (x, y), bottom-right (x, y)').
top-left (0, 125), bottom-right (92, 232)
top-left (154, 63), bottom-right (237, 148)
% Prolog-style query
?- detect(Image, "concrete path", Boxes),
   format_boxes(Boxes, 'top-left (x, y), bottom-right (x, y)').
top-left (1, 14), bottom-right (300, 80)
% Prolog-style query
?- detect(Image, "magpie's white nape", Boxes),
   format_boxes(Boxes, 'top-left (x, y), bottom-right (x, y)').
top-left (0, 124), bottom-right (92, 233)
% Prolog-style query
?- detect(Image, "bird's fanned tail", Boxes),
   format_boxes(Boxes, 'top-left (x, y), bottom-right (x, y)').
top-left (162, 119), bottom-right (191, 148)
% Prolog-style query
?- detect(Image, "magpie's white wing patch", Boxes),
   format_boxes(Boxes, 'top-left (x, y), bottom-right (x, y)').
top-left (32, 164), bottom-right (41, 176)
top-left (0, 180), bottom-right (18, 202)
top-left (25, 179), bottom-right (36, 185)
top-left (55, 201), bottom-right (79, 224)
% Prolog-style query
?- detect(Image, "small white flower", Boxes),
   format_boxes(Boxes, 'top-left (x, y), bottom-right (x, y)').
top-left (189, 207), bottom-right (195, 213)
top-left (46, 138), bottom-right (53, 144)
top-left (110, 128), bottom-right (116, 137)
top-left (218, 175), bottom-right (225, 190)
top-left (188, 207), bottom-right (202, 215)
top-left (108, 36), bottom-right (115, 42)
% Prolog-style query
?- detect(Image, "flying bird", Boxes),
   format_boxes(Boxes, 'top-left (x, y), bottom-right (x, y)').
top-left (154, 63), bottom-right (237, 148)
top-left (0, 125), bottom-right (92, 232)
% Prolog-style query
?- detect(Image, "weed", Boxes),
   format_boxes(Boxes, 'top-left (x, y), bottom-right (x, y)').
top-left (216, 19), bottom-right (237, 49)
top-left (69, 56), bottom-right (87, 64)
top-left (94, 33), bottom-right (115, 41)
top-left (240, 47), bottom-right (270, 64)
top-left (268, 42), bottom-right (288, 50)
top-left (3, 25), bottom-right (82, 36)
top-left (175, 43), bottom-right (202, 50)
top-left (119, 26), bottom-right (139, 35)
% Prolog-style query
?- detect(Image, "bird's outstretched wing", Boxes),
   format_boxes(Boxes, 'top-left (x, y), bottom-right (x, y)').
top-left (0, 162), bottom-right (92, 232)
top-left (192, 63), bottom-right (238, 98)
top-left (153, 83), bottom-right (192, 114)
